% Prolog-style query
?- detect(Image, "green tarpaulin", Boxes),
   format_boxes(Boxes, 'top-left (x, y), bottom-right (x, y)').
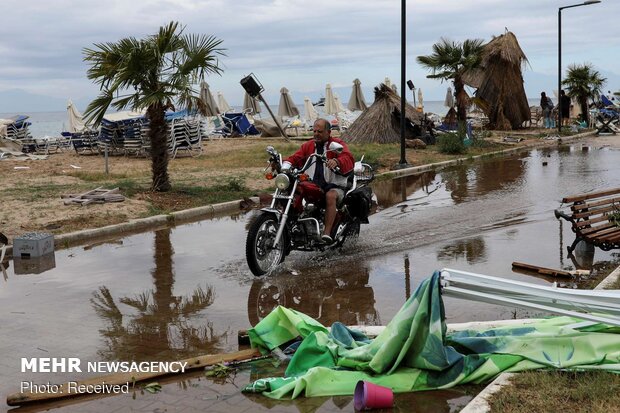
top-left (243, 271), bottom-right (620, 399)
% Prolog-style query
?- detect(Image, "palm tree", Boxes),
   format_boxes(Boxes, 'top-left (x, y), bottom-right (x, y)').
top-left (562, 63), bottom-right (606, 124)
top-left (417, 38), bottom-right (485, 123)
top-left (83, 21), bottom-right (224, 192)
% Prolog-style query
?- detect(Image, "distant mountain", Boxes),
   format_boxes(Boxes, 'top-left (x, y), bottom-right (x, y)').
top-left (0, 89), bottom-right (90, 113)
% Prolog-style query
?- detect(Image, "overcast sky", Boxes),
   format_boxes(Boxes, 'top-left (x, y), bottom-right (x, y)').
top-left (1, 0), bottom-right (618, 112)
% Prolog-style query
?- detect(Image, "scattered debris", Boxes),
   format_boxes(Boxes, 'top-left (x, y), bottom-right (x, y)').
top-left (61, 187), bottom-right (125, 206)
top-left (511, 261), bottom-right (588, 278)
top-left (143, 382), bottom-right (162, 394)
top-left (13, 166), bottom-right (30, 170)
top-left (204, 363), bottom-right (235, 378)
top-left (502, 136), bottom-right (523, 143)
top-left (70, 164), bottom-right (81, 169)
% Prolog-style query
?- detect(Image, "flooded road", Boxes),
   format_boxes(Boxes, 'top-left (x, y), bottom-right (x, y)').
top-left (1, 143), bottom-right (620, 412)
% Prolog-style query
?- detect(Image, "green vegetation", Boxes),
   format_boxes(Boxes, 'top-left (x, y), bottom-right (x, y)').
top-left (562, 63), bottom-right (606, 124)
top-left (488, 370), bottom-right (620, 413)
top-left (437, 132), bottom-right (467, 154)
top-left (83, 21), bottom-right (224, 192)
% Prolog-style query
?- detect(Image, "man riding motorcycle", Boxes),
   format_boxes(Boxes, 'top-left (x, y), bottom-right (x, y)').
top-left (284, 118), bottom-right (354, 244)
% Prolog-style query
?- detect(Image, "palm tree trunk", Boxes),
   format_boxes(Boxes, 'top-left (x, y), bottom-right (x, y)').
top-left (579, 97), bottom-right (589, 125)
top-left (147, 104), bottom-right (171, 192)
top-left (454, 77), bottom-right (467, 123)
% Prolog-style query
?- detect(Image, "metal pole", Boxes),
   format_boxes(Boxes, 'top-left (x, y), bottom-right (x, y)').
top-left (399, 0), bottom-right (407, 166)
top-left (257, 94), bottom-right (290, 142)
top-left (558, 8), bottom-right (562, 133)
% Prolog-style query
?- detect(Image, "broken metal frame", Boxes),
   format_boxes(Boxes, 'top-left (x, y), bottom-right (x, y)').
top-left (440, 268), bottom-right (620, 327)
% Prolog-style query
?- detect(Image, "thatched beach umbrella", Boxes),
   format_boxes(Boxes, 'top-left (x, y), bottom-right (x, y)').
top-left (243, 91), bottom-right (261, 115)
top-left (465, 30), bottom-right (530, 130)
top-left (278, 87), bottom-right (300, 117)
top-left (348, 78), bottom-right (368, 111)
top-left (303, 97), bottom-right (319, 123)
top-left (341, 84), bottom-right (423, 144)
top-left (324, 83), bottom-right (339, 116)
top-left (217, 91), bottom-right (232, 113)
top-left (199, 81), bottom-right (219, 116)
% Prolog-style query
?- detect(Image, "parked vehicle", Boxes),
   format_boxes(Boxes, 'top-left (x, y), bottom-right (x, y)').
top-left (245, 143), bottom-right (374, 276)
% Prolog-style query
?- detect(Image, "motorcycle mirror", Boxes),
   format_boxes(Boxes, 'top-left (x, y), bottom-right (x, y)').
top-left (327, 142), bottom-right (344, 154)
top-left (266, 146), bottom-right (277, 155)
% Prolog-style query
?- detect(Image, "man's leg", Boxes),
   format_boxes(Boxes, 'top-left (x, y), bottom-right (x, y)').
top-left (323, 189), bottom-right (343, 242)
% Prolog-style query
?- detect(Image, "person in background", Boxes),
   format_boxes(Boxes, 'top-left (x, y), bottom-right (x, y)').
top-left (540, 92), bottom-right (555, 129)
top-left (560, 90), bottom-right (571, 127)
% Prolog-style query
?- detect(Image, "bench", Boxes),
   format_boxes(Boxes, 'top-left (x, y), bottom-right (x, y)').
top-left (555, 187), bottom-right (620, 254)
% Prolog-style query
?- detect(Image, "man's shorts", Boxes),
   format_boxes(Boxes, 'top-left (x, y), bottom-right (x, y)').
top-left (327, 187), bottom-right (345, 205)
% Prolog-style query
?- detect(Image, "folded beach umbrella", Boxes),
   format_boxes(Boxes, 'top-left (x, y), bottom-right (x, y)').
top-left (278, 87), bottom-right (300, 117)
top-left (303, 97), bottom-right (319, 123)
top-left (334, 94), bottom-right (347, 114)
top-left (243, 91), bottom-right (261, 115)
top-left (199, 81), bottom-right (220, 116)
top-left (417, 88), bottom-right (424, 112)
top-left (324, 83), bottom-right (339, 116)
top-left (66, 99), bottom-right (87, 133)
top-left (444, 87), bottom-right (455, 108)
top-left (347, 78), bottom-right (367, 111)
top-left (217, 92), bottom-right (232, 113)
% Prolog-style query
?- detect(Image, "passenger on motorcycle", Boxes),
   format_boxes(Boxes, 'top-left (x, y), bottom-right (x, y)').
top-left (285, 118), bottom-right (354, 244)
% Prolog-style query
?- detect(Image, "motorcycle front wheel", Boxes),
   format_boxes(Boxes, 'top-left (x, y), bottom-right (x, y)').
top-left (246, 213), bottom-right (287, 276)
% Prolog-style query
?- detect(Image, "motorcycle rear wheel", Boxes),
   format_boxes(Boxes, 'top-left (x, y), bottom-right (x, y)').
top-left (334, 219), bottom-right (360, 248)
top-left (246, 213), bottom-right (287, 276)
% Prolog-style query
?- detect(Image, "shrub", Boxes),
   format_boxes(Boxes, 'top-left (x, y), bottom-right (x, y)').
top-left (437, 132), bottom-right (466, 154)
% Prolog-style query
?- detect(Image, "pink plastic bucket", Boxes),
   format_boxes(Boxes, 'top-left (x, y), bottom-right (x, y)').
top-left (354, 380), bottom-right (394, 410)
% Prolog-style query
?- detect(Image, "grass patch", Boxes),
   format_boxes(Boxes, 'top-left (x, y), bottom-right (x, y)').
top-left (488, 370), bottom-right (620, 413)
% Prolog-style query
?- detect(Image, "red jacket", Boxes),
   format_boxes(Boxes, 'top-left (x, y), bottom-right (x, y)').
top-left (286, 137), bottom-right (354, 172)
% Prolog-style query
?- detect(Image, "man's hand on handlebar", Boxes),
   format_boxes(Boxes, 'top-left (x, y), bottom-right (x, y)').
top-left (326, 158), bottom-right (339, 170)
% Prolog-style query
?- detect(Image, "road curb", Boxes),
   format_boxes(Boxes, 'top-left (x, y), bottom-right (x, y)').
top-left (379, 130), bottom-right (596, 179)
top-left (4, 197), bottom-right (258, 257)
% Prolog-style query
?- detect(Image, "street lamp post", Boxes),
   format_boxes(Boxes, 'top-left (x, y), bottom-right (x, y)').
top-left (398, 0), bottom-right (408, 167)
top-left (558, 0), bottom-right (601, 133)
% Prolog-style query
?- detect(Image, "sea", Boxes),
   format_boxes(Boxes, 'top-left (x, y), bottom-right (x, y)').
top-left (1, 99), bottom-right (541, 138)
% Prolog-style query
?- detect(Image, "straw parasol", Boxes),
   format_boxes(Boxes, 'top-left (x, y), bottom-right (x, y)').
top-left (341, 84), bottom-right (423, 144)
top-left (217, 91), bottom-right (232, 113)
top-left (348, 78), bottom-right (367, 111)
top-left (324, 83), bottom-right (339, 116)
top-left (303, 97), bottom-right (319, 123)
top-left (199, 81), bottom-right (219, 116)
top-left (278, 87), bottom-right (300, 117)
top-left (243, 91), bottom-right (261, 115)
top-left (464, 30), bottom-right (530, 130)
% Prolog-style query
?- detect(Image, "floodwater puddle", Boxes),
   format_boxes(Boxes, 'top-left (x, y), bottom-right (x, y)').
top-left (2, 144), bottom-right (620, 412)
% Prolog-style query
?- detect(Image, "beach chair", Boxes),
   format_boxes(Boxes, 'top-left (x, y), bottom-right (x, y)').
top-left (221, 112), bottom-right (260, 137)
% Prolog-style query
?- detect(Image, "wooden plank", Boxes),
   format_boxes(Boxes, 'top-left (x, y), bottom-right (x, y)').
top-left (562, 187), bottom-right (620, 203)
top-left (574, 205), bottom-right (617, 220)
top-left (571, 196), bottom-right (620, 212)
top-left (511, 262), bottom-right (572, 278)
top-left (7, 347), bottom-right (261, 406)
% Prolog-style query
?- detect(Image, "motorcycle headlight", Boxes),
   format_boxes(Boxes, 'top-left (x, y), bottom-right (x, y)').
top-left (275, 173), bottom-right (290, 190)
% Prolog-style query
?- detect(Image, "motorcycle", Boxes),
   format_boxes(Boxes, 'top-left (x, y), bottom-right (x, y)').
top-left (245, 143), bottom-right (374, 276)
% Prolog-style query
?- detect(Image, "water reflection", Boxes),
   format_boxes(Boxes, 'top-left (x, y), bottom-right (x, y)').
top-left (437, 237), bottom-right (488, 265)
top-left (91, 228), bottom-right (225, 361)
top-left (247, 261), bottom-right (380, 327)
top-left (441, 154), bottom-right (527, 203)
top-left (373, 171), bottom-right (437, 208)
